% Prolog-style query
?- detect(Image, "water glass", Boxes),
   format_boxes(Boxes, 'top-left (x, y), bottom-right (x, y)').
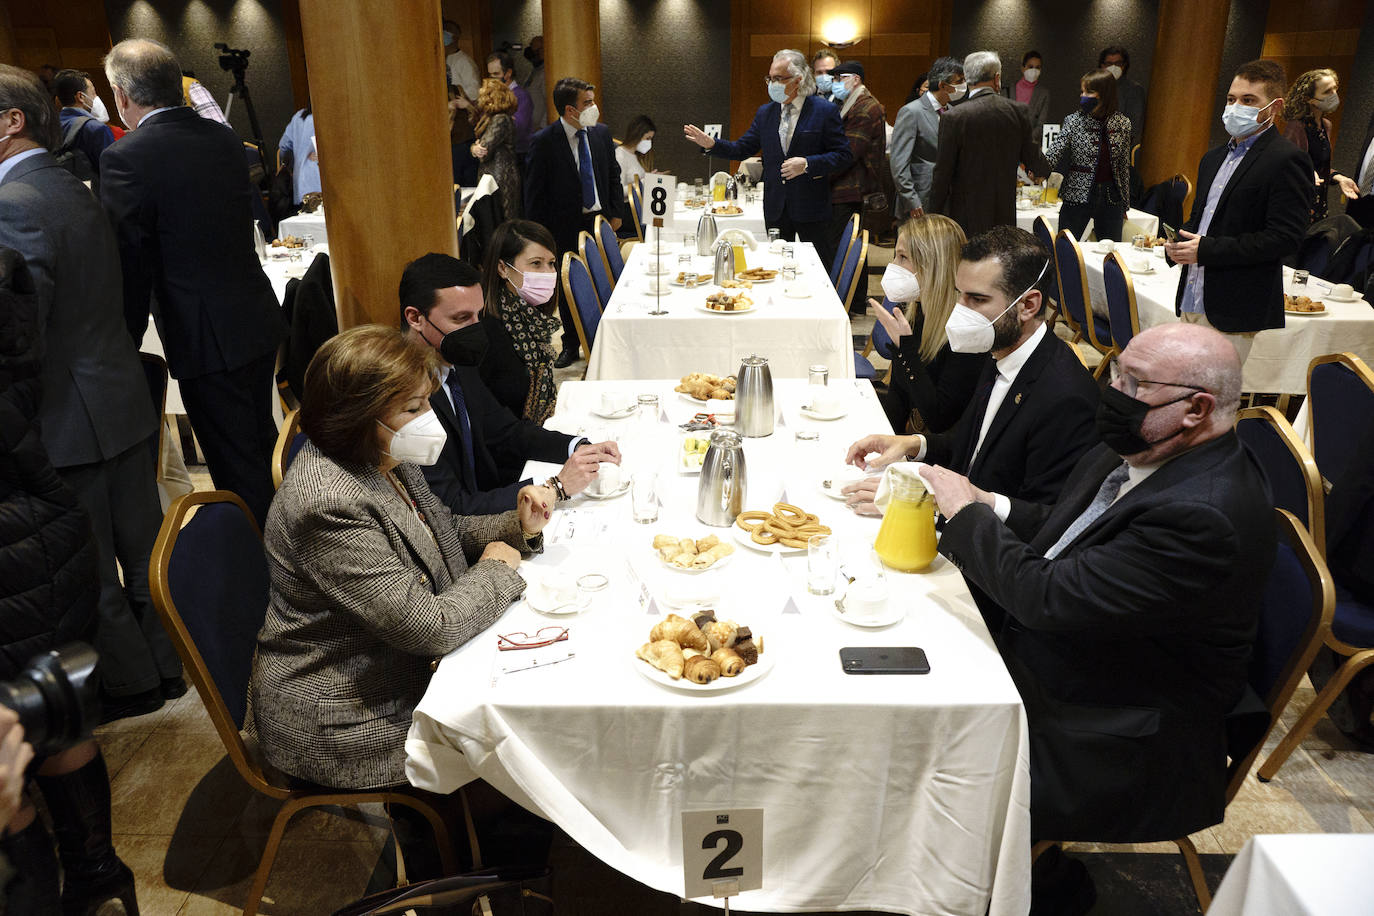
top-left (782, 265), bottom-right (797, 282)
top-left (781, 244), bottom-right (795, 262)
top-left (807, 534), bottom-right (838, 595)
top-left (808, 365), bottom-right (829, 387)
top-left (1293, 270), bottom-right (1309, 287)
top-left (767, 228), bottom-right (781, 244)
top-left (1132, 234), bottom-right (1146, 250)
top-left (684, 233), bottom-right (696, 251)
top-left (637, 394), bottom-right (659, 430)
top-left (302, 233), bottom-right (316, 248)
top-left (632, 472), bottom-right (659, 524)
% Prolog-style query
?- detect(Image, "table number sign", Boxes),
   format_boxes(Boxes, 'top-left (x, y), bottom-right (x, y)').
top-left (645, 174), bottom-right (677, 225)
top-left (1041, 123), bottom-right (1061, 155)
top-left (681, 808), bottom-right (763, 903)
top-left (703, 124), bottom-right (723, 141)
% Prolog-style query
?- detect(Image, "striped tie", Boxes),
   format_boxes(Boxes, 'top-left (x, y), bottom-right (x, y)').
top-left (1044, 463), bottom-right (1131, 559)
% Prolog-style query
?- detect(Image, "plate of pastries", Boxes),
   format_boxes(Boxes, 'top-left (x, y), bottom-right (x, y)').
top-left (675, 373), bottom-right (735, 404)
top-left (733, 502), bottom-right (831, 554)
top-left (653, 533), bottom-right (735, 572)
top-left (634, 609), bottom-right (770, 692)
top-left (700, 291), bottom-right (754, 313)
top-left (270, 235), bottom-right (306, 249)
top-left (735, 268), bottom-right (778, 284)
top-left (1284, 294), bottom-right (1326, 314)
top-left (712, 204), bottom-right (744, 216)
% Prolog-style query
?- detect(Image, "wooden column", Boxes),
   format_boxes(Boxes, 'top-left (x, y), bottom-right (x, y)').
top-left (298, 0), bottom-right (457, 330)
top-left (541, 0), bottom-right (601, 122)
top-left (1139, 0), bottom-right (1232, 207)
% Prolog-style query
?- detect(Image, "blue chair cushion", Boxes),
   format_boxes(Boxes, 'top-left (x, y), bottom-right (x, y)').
top-left (1331, 584), bottom-right (1374, 647)
top-left (1311, 363), bottom-right (1374, 487)
top-left (567, 259), bottom-right (600, 346)
top-left (598, 222), bottom-right (624, 279)
top-left (1236, 421), bottom-right (1310, 528)
top-left (1250, 540), bottom-right (1313, 698)
top-left (854, 352), bottom-right (877, 380)
top-left (872, 300), bottom-right (897, 359)
top-left (582, 238), bottom-right (613, 306)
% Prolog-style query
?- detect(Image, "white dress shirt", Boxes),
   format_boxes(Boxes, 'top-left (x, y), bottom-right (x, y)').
top-left (137, 106), bottom-right (177, 128)
top-left (560, 118), bottom-right (603, 214)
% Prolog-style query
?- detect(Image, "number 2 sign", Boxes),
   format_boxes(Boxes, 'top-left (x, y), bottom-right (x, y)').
top-left (644, 173), bottom-right (676, 222)
top-left (681, 808), bottom-right (763, 899)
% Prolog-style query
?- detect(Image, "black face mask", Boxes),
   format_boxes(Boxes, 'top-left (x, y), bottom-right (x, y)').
top-left (1095, 385), bottom-right (1197, 455)
top-left (431, 318), bottom-right (488, 367)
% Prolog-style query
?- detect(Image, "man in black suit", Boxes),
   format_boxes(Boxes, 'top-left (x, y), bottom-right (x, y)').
top-left (1333, 108), bottom-right (1374, 229)
top-left (845, 226), bottom-right (1099, 528)
top-left (1167, 59), bottom-right (1311, 366)
top-left (524, 77), bottom-right (626, 368)
top-left (399, 254), bottom-right (619, 516)
top-left (101, 39), bottom-right (285, 526)
top-left (0, 64), bottom-right (182, 718)
top-left (921, 322), bottom-right (1273, 859)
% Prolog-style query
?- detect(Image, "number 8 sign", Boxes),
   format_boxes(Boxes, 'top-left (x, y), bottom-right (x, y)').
top-left (681, 808), bottom-right (763, 899)
top-left (644, 173), bottom-right (676, 221)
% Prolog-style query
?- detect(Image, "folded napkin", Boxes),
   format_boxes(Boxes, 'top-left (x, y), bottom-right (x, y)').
top-left (873, 461), bottom-right (932, 516)
top-left (705, 398), bottom-right (735, 418)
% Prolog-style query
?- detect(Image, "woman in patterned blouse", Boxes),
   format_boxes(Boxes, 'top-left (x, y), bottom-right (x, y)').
top-left (1045, 69), bottom-right (1132, 242)
top-left (480, 220), bottom-right (562, 423)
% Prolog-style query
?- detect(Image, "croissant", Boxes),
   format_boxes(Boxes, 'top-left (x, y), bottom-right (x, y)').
top-left (649, 614), bottom-right (709, 651)
top-left (696, 535), bottom-right (720, 552)
top-left (712, 647), bottom-right (746, 676)
top-left (691, 543), bottom-right (735, 570)
top-left (709, 387), bottom-right (731, 399)
top-left (636, 639), bottom-right (685, 679)
top-left (653, 535), bottom-right (680, 550)
top-left (701, 619), bottom-right (739, 652)
top-left (684, 654), bottom-right (722, 684)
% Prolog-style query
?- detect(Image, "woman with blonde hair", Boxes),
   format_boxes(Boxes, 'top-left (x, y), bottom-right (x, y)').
top-left (1283, 68), bottom-right (1341, 221)
top-left (471, 77), bottom-right (521, 220)
top-left (868, 214), bottom-right (987, 434)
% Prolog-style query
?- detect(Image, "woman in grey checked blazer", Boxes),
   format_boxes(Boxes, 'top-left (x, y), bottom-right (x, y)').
top-left (249, 326), bottom-right (555, 789)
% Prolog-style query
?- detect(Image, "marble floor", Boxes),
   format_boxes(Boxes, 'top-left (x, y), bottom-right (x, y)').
top-left (93, 251), bottom-right (1371, 914)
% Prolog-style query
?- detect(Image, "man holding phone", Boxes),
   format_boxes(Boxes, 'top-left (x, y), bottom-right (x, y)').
top-left (1165, 59), bottom-right (1310, 365)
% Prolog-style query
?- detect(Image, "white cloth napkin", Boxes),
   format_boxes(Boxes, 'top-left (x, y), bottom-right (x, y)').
top-left (872, 461), bottom-right (931, 516)
top-left (704, 398), bottom-right (735, 418)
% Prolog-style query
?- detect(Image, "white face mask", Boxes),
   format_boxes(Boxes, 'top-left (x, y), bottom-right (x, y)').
top-left (1105, 65), bottom-right (1123, 80)
top-left (945, 260), bottom-right (1048, 353)
top-left (947, 82), bottom-right (967, 102)
top-left (578, 103), bottom-right (600, 129)
top-left (378, 411), bottom-right (448, 466)
top-left (635, 138), bottom-right (652, 154)
top-left (880, 262), bottom-right (921, 303)
top-left (89, 94), bottom-right (110, 123)
top-left (1023, 68), bottom-right (1041, 83)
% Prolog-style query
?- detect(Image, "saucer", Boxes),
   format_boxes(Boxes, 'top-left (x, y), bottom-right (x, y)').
top-left (527, 587), bottom-right (591, 616)
top-left (800, 404), bottom-right (847, 421)
top-left (1326, 292), bottom-right (1361, 303)
top-left (590, 404), bottom-right (637, 420)
top-left (783, 285), bottom-right (811, 299)
top-left (831, 595), bottom-right (905, 628)
top-left (582, 480), bottom-right (631, 500)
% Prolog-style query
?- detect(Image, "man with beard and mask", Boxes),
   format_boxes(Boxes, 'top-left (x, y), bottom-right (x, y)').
top-left (912, 323), bottom-right (1274, 912)
top-left (843, 226), bottom-right (1098, 536)
top-left (399, 254), bottom-right (620, 516)
top-left (812, 48), bottom-right (838, 102)
top-left (1166, 59), bottom-right (1310, 367)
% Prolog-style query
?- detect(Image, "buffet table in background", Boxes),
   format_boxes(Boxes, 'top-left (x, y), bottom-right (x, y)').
top-left (587, 241), bottom-right (856, 381)
top-left (406, 378), bottom-right (1031, 916)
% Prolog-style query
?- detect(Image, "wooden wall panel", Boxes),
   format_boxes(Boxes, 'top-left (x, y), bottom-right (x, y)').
top-left (1261, 0), bottom-right (1366, 147)
top-left (3, 0), bottom-right (114, 109)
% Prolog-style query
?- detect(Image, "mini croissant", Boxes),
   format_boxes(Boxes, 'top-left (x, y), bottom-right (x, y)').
top-left (684, 654), bottom-right (722, 684)
top-left (649, 614), bottom-right (709, 652)
top-left (636, 639), bottom-right (685, 679)
top-left (711, 647), bottom-right (746, 677)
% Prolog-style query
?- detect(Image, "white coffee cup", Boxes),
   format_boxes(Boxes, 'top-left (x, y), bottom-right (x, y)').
top-left (540, 570), bottom-right (579, 605)
top-left (592, 461), bottom-right (622, 495)
top-left (1129, 255), bottom-right (1150, 273)
top-left (1153, 245), bottom-right (1166, 259)
top-left (1098, 239), bottom-right (1115, 253)
top-left (845, 577), bottom-right (889, 623)
top-left (600, 392), bottom-right (633, 415)
top-left (1331, 283), bottom-right (1355, 300)
top-left (809, 387), bottom-right (843, 415)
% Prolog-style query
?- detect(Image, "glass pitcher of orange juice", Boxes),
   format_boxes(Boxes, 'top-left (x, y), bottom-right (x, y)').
top-left (873, 466), bottom-right (938, 572)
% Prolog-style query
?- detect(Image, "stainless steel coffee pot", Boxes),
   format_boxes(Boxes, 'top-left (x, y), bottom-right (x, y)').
top-left (734, 355), bottom-right (774, 437)
top-left (696, 429), bottom-right (747, 526)
top-left (695, 211), bottom-right (718, 256)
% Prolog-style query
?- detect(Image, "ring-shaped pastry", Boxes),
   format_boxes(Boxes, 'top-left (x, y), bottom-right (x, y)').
top-left (751, 526), bottom-right (779, 545)
top-left (765, 518), bottom-right (798, 538)
top-left (736, 510), bottom-right (771, 532)
top-left (773, 502), bottom-right (807, 523)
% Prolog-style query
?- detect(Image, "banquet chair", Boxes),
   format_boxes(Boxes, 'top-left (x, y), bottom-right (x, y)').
top-left (593, 214), bottom-right (625, 281)
top-left (835, 229), bottom-right (869, 314)
top-left (1053, 230), bottom-right (1113, 376)
top-left (1306, 353), bottom-right (1374, 494)
top-left (1032, 216), bottom-right (1065, 333)
top-left (1235, 406), bottom-right (1324, 555)
top-left (628, 183), bottom-right (645, 242)
top-left (149, 490), bottom-right (459, 916)
top-left (830, 213), bottom-right (860, 286)
top-left (271, 408), bottom-right (307, 491)
top-left (139, 352), bottom-right (169, 478)
top-left (560, 252), bottom-right (602, 369)
top-left (855, 297), bottom-right (897, 381)
top-left (1034, 508), bottom-right (1332, 911)
top-left (579, 230), bottom-right (614, 308)
top-left (1101, 251), bottom-right (1142, 353)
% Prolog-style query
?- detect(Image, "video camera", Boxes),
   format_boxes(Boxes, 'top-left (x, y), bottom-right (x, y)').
top-left (0, 644), bottom-right (101, 756)
top-left (215, 43), bottom-right (251, 80)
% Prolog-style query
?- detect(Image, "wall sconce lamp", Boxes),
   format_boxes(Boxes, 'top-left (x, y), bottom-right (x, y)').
top-left (820, 17), bottom-right (863, 49)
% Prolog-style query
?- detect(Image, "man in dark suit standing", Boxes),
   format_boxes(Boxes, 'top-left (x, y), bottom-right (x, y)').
top-left (525, 77), bottom-right (626, 368)
top-left (845, 227), bottom-right (1099, 527)
top-left (101, 39), bottom-right (285, 527)
top-left (929, 50), bottom-right (1050, 239)
top-left (398, 254), bottom-right (619, 517)
top-left (1167, 59), bottom-right (1311, 367)
top-left (0, 64), bottom-right (182, 719)
top-left (1332, 108), bottom-right (1374, 228)
top-left (684, 49), bottom-right (853, 271)
top-left (921, 323), bottom-right (1273, 891)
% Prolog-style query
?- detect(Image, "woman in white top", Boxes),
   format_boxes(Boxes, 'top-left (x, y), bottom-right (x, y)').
top-left (615, 115), bottom-right (656, 201)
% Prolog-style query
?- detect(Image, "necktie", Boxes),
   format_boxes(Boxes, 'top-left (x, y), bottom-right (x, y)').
top-left (939, 106), bottom-right (948, 115)
top-left (445, 371), bottom-right (477, 483)
top-left (779, 104), bottom-right (793, 152)
top-left (1044, 462), bottom-right (1131, 559)
top-left (576, 128), bottom-right (596, 210)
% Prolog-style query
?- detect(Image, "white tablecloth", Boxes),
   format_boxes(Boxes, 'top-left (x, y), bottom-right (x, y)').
top-left (1015, 203), bottom-right (1159, 242)
top-left (667, 193), bottom-right (769, 240)
top-left (1081, 253), bottom-right (1374, 394)
top-left (1209, 834), bottom-right (1374, 916)
top-left (278, 210), bottom-right (328, 245)
top-left (406, 378), bottom-right (1031, 916)
top-left (587, 242), bottom-right (856, 382)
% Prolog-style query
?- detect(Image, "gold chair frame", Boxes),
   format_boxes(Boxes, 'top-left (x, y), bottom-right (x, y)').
top-left (591, 214), bottom-right (623, 285)
top-left (628, 183), bottom-right (645, 242)
top-left (1054, 229), bottom-right (1112, 375)
top-left (579, 229), bottom-right (615, 306)
top-left (837, 229), bottom-right (870, 314)
top-left (139, 352), bottom-right (169, 481)
top-left (270, 407), bottom-right (302, 491)
top-left (559, 251), bottom-right (601, 369)
top-left (1100, 249), bottom-right (1142, 347)
top-left (1305, 352), bottom-right (1374, 494)
top-left (1235, 406), bottom-right (1325, 556)
top-left (149, 490), bottom-right (460, 916)
top-left (1045, 217), bottom-right (1082, 344)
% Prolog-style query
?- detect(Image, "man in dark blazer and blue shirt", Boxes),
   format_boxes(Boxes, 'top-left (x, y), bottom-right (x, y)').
top-left (1166, 59), bottom-right (1311, 366)
top-left (684, 49), bottom-right (852, 271)
top-left (399, 254), bottom-right (619, 517)
top-left (101, 39), bottom-right (285, 526)
top-left (525, 77), bottom-right (626, 367)
top-left (919, 322), bottom-right (1273, 860)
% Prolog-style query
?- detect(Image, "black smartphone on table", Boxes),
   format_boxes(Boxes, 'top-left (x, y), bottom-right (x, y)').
top-left (840, 647), bottom-right (931, 675)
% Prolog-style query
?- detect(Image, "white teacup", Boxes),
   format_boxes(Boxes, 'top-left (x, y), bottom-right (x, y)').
top-left (1129, 255), bottom-right (1150, 273)
top-left (1153, 245), bottom-right (1166, 258)
top-left (538, 570), bottom-right (579, 605)
top-left (1015, 199), bottom-right (1033, 210)
top-left (809, 387), bottom-right (843, 415)
top-left (845, 577), bottom-right (889, 623)
top-left (591, 461), bottom-right (622, 495)
top-left (1097, 239), bottom-right (1116, 253)
top-left (1331, 283), bottom-right (1356, 301)
top-left (600, 392), bottom-right (634, 415)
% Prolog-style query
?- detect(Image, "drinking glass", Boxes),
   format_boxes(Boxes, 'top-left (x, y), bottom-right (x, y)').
top-left (637, 394), bottom-right (659, 431)
top-left (767, 228), bottom-right (781, 244)
top-left (632, 472), bottom-right (659, 524)
top-left (807, 534), bottom-right (838, 595)
top-left (808, 365), bottom-right (829, 387)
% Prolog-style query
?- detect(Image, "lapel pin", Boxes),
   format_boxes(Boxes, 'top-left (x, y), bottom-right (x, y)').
top-left (1014, 392), bottom-right (1023, 405)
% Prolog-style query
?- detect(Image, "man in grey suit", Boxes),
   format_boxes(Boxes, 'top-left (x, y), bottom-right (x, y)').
top-left (0, 64), bottom-right (182, 719)
top-left (929, 50), bottom-right (1051, 239)
top-left (890, 56), bottom-right (965, 218)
